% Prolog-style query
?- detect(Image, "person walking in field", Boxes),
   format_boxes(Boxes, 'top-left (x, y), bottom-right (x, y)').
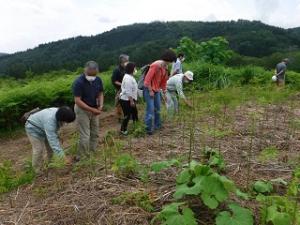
top-left (171, 53), bottom-right (185, 76)
top-left (73, 61), bottom-right (104, 159)
top-left (166, 71), bottom-right (194, 114)
top-left (144, 49), bottom-right (177, 135)
top-left (25, 107), bottom-right (75, 174)
top-left (112, 54), bottom-right (130, 122)
top-left (274, 58), bottom-right (289, 86)
top-left (119, 62), bottom-right (138, 135)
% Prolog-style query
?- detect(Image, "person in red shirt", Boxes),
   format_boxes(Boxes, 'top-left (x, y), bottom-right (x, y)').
top-left (143, 49), bottom-right (177, 135)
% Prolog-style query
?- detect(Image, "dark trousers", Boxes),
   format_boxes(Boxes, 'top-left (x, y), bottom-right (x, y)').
top-left (120, 99), bottom-right (138, 132)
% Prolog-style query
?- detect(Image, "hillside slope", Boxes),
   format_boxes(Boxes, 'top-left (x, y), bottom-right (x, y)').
top-left (1, 20), bottom-right (300, 77)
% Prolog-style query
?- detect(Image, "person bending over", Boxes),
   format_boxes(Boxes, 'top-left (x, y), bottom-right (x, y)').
top-left (25, 106), bottom-right (75, 174)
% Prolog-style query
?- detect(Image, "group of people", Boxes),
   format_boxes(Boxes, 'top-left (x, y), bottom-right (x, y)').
top-left (24, 49), bottom-right (194, 174)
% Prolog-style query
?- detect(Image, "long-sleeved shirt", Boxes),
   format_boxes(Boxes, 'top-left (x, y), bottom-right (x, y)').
top-left (25, 108), bottom-right (64, 156)
top-left (166, 73), bottom-right (186, 99)
top-left (171, 58), bottom-right (183, 75)
top-left (144, 61), bottom-right (168, 92)
top-left (120, 74), bottom-right (138, 101)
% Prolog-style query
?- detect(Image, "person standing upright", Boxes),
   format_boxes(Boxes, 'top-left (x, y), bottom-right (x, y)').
top-left (275, 58), bottom-right (289, 86)
top-left (112, 54), bottom-right (129, 122)
top-left (171, 53), bottom-right (185, 76)
top-left (119, 62), bottom-right (138, 135)
top-left (73, 61), bottom-right (104, 159)
top-left (144, 49), bottom-right (177, 135)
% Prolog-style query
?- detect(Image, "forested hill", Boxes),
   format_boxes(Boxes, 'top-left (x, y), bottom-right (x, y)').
top-left (1, 20), bottom-right (300, 78)
top-left (289, 27), bottom-right (300, 39)
top-left (0, 53), bottom-right (8, 57)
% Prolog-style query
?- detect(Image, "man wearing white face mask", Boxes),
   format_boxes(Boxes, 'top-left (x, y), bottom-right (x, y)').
top-left (72, 61), bottom-right (104, 159)
top-left (166, 71), bottom-right (194, 114)
top-left (171, 53), bottom-right (185, 76)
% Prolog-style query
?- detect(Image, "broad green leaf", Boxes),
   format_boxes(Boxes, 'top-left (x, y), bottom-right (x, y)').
top-left (182, 208), bottom-right (197, 225)
top-left (154, 203), bottom-right (197, 225)
top-left (266, 205), bottom-right (292, 225)
top-left (173, 183), bottom-right (201, 199)
top-left (194, 164), bottom-right (211, 176)
top-left (235, 189), bottom-right (250, 200)
top-left (218, 175), bottom-right (236, 192)
top-left (216, 203), bottom-right (254, 225)
top-left (253, 180), bottom-right (273, 194)
top-left (160, 202), bottom-right (183, 217)
top-left (201, 193), bottom-right (219, 209)
top-left (176, 169), bottom-right (191, 184)
top-left (201, 176), bottom-right (228, 203)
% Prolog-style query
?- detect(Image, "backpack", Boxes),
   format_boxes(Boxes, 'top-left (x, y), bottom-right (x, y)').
top-left (137, 65), bottom-right (150, 90)
top-left (20, 107), bottom-right (41, 124)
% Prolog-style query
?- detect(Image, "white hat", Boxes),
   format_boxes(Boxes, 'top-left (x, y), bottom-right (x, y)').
top-left (184, 71), bottom-right (194, 81)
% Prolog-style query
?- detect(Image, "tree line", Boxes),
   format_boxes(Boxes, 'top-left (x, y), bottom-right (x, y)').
top-left (0, 20), bottom-right (299, 78)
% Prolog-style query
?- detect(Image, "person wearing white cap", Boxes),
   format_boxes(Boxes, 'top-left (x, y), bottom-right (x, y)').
top-left (166, 71), bottom-right (194, 114)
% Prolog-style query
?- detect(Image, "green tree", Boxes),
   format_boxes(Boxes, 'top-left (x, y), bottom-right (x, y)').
top-left (176, 36), bottom-right (233, 64)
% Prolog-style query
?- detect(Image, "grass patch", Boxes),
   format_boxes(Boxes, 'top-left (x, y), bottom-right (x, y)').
top-left (258, 146), bottom-right (279, 163)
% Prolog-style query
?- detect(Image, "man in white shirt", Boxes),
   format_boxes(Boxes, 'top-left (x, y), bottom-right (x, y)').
top-left (171, 53), bottom-right (185, 76)
top-left (166, 71), bottom-right (194, 114)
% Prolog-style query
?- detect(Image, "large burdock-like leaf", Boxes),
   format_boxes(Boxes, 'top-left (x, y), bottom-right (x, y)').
top-left (266, 205), bottom-right (292, 225)
top-left (216, 203), bottom-right (254, 225)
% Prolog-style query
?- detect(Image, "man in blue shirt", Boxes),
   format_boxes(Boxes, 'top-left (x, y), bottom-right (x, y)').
top-left (72, 61), bottom-right (104, 158)
top-left (25, 107), bottom-right (76, 174)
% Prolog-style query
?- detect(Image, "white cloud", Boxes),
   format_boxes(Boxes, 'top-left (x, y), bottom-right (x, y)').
top-left (0, 0), bottom-right (299, 53)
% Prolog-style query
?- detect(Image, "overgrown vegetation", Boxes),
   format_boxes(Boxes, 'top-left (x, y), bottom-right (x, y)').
top-left (0, 160), bottom-right (35, 194)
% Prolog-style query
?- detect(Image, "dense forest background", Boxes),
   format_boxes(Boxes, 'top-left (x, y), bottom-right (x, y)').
top-left (0, 20), bottom-right (300, 78)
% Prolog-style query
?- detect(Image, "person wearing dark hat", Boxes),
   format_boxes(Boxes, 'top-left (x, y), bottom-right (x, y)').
top-left (274, 58), bottom-right (289, 86)
top-left (144, 49), bottom-right (177, 135)
top-left (25, 106), bottom-right (76, 174)
top-left (112, 54), bottom-right (129, 122)
top-left (73, 61), bottom-right (104, 158)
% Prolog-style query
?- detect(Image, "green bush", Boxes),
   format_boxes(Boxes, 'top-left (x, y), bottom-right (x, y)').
top-left (186, 62), bottom-right (300, 90)
top-left (0, 70), bottom-right (114, 132)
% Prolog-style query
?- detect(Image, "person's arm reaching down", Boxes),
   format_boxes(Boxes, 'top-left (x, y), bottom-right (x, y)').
top-left (176, 82), bottom-right (192, 108)
top-left (97, 92), bottom-right (104, 111)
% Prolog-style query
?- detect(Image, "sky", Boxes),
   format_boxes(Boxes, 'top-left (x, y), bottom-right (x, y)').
top-left (0, 0), bottom-right (300, 53)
